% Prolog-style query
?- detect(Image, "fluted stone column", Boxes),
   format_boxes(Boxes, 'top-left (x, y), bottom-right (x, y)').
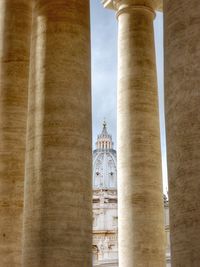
top-left (0, 1), bottom-right (32, 266)
top-left (22, 1), bottom-right (92, 266)
top-left (165, 1), bottom-right (200, 266)
top-left (102, 1), bottom-right (165, 266)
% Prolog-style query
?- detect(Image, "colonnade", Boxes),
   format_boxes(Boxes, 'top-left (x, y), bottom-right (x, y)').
top-left (0, 0), bottom-right (200, 266)
top-left (0, 1), bottom-right (92, 267)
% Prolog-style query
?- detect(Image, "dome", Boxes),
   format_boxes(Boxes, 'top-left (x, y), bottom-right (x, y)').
top-left (93, 121), bottom-right (117, 189)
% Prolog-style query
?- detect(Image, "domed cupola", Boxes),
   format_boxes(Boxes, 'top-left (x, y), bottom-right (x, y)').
top-left (95, 121), bottom-right (114, 151)
top-left (93, 121), bottom-right (117, 189)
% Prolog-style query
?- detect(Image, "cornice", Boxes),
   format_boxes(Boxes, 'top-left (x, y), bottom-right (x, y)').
top-left (101, 0), bottom-right (163, 12)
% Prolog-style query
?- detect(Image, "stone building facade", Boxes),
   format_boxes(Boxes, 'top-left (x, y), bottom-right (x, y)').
top-left (92, 123), bottom-right (171, 266)
top-left (92, 122), bottom-right (118, 267)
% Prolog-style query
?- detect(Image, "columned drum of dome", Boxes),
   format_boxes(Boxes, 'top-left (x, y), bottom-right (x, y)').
top-left (102, 1), bottom-right (165, 266)
top-left (0, 1), bottom-right (32, 266)
top-left (22, 1), bottom-right (92, 266)
top-left (165, 1), bottom-right (200, 265)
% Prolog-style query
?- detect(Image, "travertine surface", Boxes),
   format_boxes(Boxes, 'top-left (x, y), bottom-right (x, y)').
top-left (116, 2), bottom-right (165, 266)
top-left (22, 1), bottom-right (92, 266)
top-left (0, 1), bottom-right (31, 266)
top-left (165, 1), bottom-right (200, 266)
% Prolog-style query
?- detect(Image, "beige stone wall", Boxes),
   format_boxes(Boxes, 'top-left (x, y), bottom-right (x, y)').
top-left (0, 1), bottom-right (32, 266)
top-left (165, 0), bottom-right (200, 266)
top-left (22, 1), bottom-right (92, 266)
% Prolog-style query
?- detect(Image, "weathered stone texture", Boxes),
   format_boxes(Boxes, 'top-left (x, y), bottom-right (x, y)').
top-left (0, 1), bottom-right (32, 266)
top-left (22, 1), bottom-right (92, 266)
top-left (117, 4), bottom-right (165, 267)
top-left (165, 1), bottom-right (200, 266)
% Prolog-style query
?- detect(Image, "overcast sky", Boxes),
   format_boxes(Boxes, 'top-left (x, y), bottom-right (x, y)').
top-left (90, 0), bottom-right (168, 192)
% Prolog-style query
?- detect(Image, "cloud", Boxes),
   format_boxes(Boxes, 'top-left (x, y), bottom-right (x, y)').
top-left (90, 0), bottom-right (117, 148)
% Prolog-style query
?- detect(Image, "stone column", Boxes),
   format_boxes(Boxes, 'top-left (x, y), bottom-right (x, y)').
top-left (165, 1), bottom-right (200, 266)
top-left (102, 1), bottom-right (165, 266)
top-left (22, 1), bottom-right (92, 267)
top-left (0, 1), bottom-right (32, 266)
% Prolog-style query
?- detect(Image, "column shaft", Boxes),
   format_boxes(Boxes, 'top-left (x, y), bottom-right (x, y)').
top-left (0, 1), bottom-right (32, 266)
top-left (117, 6), bottom-right (165, 267)
top-left (22, 1), bottom-right (92, 266)
top-left (165, 1), bottom-right (200, 265)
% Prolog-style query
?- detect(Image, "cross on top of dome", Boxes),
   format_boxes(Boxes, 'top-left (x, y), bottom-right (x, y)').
top-left (100, 119), bottom-right (109, 137)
